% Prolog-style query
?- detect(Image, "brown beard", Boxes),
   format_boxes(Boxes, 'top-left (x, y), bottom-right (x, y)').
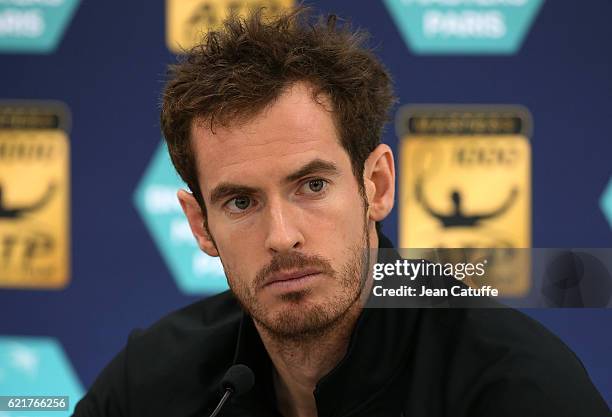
top-left (221, 213), bottom-right (371, 342)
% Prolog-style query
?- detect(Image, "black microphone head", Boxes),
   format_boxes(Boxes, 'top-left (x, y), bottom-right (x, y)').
top-left (221, 364), bottom-right (255, 397)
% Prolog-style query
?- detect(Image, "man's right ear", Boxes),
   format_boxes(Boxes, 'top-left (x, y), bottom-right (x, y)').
top-left (177, 189), bottom-right (219, 257)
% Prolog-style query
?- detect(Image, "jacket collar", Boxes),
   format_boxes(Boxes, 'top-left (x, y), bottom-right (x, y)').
top-left (230, 231), bottom-right (419, 416)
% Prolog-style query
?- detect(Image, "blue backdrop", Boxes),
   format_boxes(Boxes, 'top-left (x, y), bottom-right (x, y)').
top-left (0, 0), bottom-right (610, 409)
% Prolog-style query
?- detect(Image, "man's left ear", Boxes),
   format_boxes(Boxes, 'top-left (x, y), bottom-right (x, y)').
top-left (363, 143), bottom-right (395, 221)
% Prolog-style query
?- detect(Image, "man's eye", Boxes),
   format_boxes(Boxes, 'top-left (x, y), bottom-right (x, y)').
top-left (227, 196), bottom-right (252, 212)
top-left (301, 179), bottom-right (328, 194)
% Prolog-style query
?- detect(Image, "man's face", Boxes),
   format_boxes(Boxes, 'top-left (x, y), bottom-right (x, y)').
top-left (190, 82), bottom-right (371, 339)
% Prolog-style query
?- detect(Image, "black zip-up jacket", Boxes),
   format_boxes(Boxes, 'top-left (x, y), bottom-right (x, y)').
top-left (73, 233), bottom-right (610, 417)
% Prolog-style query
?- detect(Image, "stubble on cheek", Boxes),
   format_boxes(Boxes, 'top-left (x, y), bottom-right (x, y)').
top-left (220, 238), bottom-right (368, 340)
top-left (216, 196), bottom-right (371, 339)
top-left (222, 250), bottom-right (335, 314)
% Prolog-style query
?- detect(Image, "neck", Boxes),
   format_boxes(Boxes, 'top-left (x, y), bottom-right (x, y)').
top-left (254, 301), bottom-right (363, 417)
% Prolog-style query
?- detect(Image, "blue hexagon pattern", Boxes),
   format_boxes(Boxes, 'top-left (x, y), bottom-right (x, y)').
top-left (0, 0), bottom-right (80, 53)
top-left (0, 336), bottom-right (84, 417)
top-left (134, 141), bottom-right (228, 295)
top-left (383, 0), bottom-right (544, 55)
top-left (600, 176), bottom-right (612, 230)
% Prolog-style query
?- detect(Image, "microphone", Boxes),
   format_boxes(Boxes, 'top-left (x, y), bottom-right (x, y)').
top-left (208, 364), bottom-right (255, 417)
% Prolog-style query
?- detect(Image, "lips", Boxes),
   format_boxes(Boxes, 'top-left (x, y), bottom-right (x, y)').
top-left (264, 268), bottom-right (322, 287)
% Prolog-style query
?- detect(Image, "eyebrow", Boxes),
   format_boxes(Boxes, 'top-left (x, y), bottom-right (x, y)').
top-left (208, 158), bottom-right (340, 206)
top-left (283, 159), bottom-right (339, 184)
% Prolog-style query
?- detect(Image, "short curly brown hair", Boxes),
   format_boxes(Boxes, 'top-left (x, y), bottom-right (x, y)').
top-left (161, 7), bottom-right (396, 222)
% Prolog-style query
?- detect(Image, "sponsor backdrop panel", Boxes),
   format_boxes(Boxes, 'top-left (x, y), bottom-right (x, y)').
top-left (0, 0), bottom-right (611, 411)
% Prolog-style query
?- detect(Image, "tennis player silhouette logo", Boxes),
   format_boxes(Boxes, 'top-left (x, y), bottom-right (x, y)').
top-left (185, 2), bottom-right (219, 41)
top-left (0, 183), bottom-right (57, 219)
top-left (184, 0), bottom-right (286, 43)
top-left (415, 176), bottom-right (518, 228)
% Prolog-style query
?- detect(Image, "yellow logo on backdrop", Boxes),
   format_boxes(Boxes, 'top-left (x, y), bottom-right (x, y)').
top-left (397, 106), bottom-right (532, 296)
top-left (0, 103), bottom-right (70, 289)
top-left (166, 0), bottom-right (294, 54)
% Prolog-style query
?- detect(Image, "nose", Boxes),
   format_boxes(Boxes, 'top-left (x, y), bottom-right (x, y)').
top-left (263, 197), bottom-right (304, 254)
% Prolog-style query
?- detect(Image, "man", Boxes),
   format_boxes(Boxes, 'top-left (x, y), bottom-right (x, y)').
top-left (73, 8), bottom-right (610, 417)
